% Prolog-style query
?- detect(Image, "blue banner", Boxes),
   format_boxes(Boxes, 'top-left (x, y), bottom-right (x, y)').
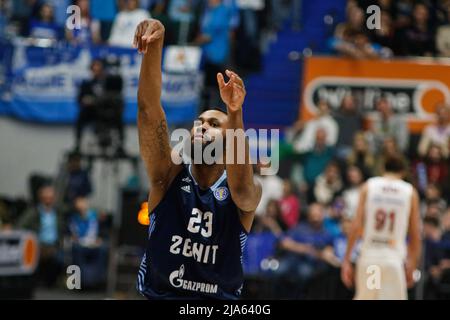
top-left (0, 40), bottom-right (201, 124)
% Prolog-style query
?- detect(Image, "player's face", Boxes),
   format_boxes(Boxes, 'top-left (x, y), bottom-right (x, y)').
top-left (190, 110), bottom-right (228, 146)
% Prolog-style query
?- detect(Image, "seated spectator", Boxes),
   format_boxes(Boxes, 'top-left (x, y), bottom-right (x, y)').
top-left (63, 152), bottom-right (92, 205)
top-left (17, 184), bottom-right (64, 287)
top-left (347, 131), bottom-right (375, 178)
top-left (299, 128), bottom-right (335, 194)
top-left (323, 198), bottom-right (345, 239)
top-left (254, 162), bottom-right (283, 216)
top-left (396, 2), bottom-right (436, 56)
top-left (333, 4), bottom-right (365, 42)
top-left (69, 196), bottom-right (108, 288)
top-left (322, 217), bottom-right (359, 268)
top-left (420, 183), bottom-right (447, 218)
top-left (436, 2), bottom-right (450, 57)
top-left (418, 103), bottom-right (450, 159)
top-left (291, 100), bottom-right (338, 153)
top-left (332, 29), bottom-right (391, 59)
top-left (109, 0), bottom-right (150, 47)
top-left (313, 162), bottom-right (343, 206)
top-left (342, 165), bottom-right (364, 219)
top-left (370, 97), bottom-right (409, 153)
top-left (373, 136), bottom-right (409, 177)
top-left (29, 2), bottom-right (62, 40)
top-left (413, 144), bottom-right (449, 195)
top-left (333, 94), bottom-right (364, 159)
top-left (369, 10), bottom-right (397, 53)
top-left (253, 199), bottom-right (287, 236)
top-left (277, 203), bottom-right (333, 278)
top-left (423, 216), bottom-right (444, 299)
top-left (65, 0), bottom-right (101, 46)
top-left (279, 179), bottom-right (300, 229)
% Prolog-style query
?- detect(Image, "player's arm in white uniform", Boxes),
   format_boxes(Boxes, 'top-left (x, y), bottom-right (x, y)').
top-left (217, 70), bottom-right (262, 232)
top-left (134, 19), bottom-right (182, 212)
top-left (405, 188), bottom-right (422, 288)
top-left (341, 182), bottom-right (367, 288)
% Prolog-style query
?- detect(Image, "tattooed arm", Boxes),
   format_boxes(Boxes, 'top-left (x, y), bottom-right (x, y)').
top-left (135, 19), bottom-right (181, 211)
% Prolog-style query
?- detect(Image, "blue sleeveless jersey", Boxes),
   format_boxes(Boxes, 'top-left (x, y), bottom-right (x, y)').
top-left (137, 165), bottom-right (248, 300)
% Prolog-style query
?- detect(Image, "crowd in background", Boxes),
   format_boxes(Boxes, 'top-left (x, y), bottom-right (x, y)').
top-left (0, 0), bottom-right (449, 299)
top-left (330, 0), bottom-right (450, 58)
top-left (247, 94), bottom-right (450, 299)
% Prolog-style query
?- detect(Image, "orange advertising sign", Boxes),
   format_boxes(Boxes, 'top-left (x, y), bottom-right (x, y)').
top-left (300, 56), bottom-right (450, 133)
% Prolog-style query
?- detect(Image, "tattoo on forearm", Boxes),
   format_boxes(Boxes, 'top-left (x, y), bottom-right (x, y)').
top-left (155, 119), bottom-right (169, 157)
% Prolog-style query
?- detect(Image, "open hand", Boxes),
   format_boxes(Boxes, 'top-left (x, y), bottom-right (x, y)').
top-left (217, 70), bottom-right (246, 113)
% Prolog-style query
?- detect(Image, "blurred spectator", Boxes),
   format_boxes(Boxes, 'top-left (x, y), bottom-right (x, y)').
top-left (323, 198), bottom-right (345, 239)
top-left (29, 2), bottom-right (62, 40)
top-left (168, 0), bottom-right (201, 44)
top-left (346, 131), bottom-right (375, 178)
top-left (69, 197), bottom-right (100, 247)
top-left (373, 136), bottom-right (409, 176)
top-left (0, 199), bottom-right (12, 230)
top-left (253, 199), bottom-right (287, 236)
top-left (233, 0), bottom-right (265, 73)
top-left (333, 94), bottom-right (364, 159)
top-left (436, 3), bottom-right (450, 57)
top-left (420, 183), bottom-right (447, 217)
top-left (418, 103), bottom-right (450, 159)
top-left (332, 29), bottom-right (391, 59)
top-left (254, 162), bottom-right (283, 216)
top-left (63, 152), bottom-right (92, 205)
top-left (313, 162), bottom-right (343, 205)
top-left (371, 97), bottom-right (409, 153)
top-left (275, 203), bottom-right (333, 297)
top-left (342, 165), bottom-right (364, 219)
top-left (193, 0), bottom-right (231, 110)
top-left (74, 58), bottom-right (105, 152)
top-left (17, 185), bottom-right (64, 287)
top-left (322, 217), bottom-right (358, 268)
top-left (279, 179), bottom-right (300, 229)
top-left (65, 0), bottom-right (101, 46)
top-left (299, 128), bottom-right (335, 191)
top-left (334, 4), bottom-right (365, 40)
top-left (46, 0), bottom-right (71, 27)
top-left (413, 144), bottom-right (449, 195)
top-left (369, 10), bottom-right (397, 53)
top-left (90, 0), bottom-right (117, 42)
top-left (423, 215), bottom-right (444, 299)
top-left (69, 196), bottom-right (108, 288)
top-left (291, 100), bottom-right (338, 153)
top-left (10, 0), bottom-right (41, 36)
top-left (109, 0), bottom-right (150, 47)
top-left (396, 2), bottom-right (436, 56)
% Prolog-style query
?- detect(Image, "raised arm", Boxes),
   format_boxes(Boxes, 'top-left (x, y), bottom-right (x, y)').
top-left (217, 70), bottom-right (262, 226)
top-left (134, 19), bottom-right (181, 211)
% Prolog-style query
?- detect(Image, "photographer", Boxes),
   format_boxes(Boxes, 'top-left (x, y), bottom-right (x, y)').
top-left (74, 58), bottom-right (106, 152)
top-left (74, 58), bottom-right (125, 155)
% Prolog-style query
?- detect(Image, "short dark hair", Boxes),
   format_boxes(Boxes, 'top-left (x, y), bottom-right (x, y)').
top-left (423, 216), bottom-right (440, 228)
top-left (209, 107), bottom-right (228, 115)
top-left (384, 154), bottom-right (406, 173)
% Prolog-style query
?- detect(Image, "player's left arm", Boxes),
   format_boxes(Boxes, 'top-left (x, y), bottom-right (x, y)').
top-left (341, 182), bottom-right (367, 288)
top-left (406, 188), bottom-right (422, 287)
top-left (217, 70), bottom-right (262, 226)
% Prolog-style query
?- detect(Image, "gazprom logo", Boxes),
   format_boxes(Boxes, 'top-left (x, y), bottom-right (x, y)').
top-left (169, 264), bottom-right (185, 288)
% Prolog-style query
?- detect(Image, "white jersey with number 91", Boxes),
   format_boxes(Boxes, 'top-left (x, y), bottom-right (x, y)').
top-left (361, 177), bottom-right (413, 261)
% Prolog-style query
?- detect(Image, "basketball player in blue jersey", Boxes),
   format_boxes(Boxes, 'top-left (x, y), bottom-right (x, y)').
top-left (133, 19), bottom-right (262, 299)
